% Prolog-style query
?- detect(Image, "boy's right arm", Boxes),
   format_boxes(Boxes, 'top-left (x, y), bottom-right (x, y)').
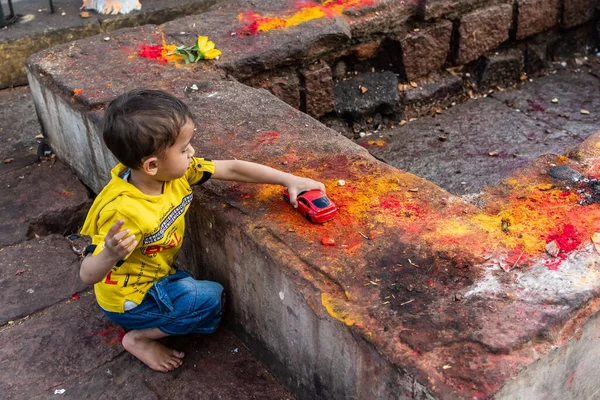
top-left (80, 219), bottom-right (138, 285)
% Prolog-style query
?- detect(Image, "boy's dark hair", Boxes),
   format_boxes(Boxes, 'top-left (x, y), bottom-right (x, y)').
top-left (103, 89), bottom-right (195, 169)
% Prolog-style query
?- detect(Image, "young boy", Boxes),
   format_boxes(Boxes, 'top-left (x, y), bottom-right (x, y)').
top-left (80, 89), bottom-right (325, 372)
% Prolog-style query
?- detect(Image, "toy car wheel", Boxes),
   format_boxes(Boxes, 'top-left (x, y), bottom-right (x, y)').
top-left (305, 212), bottom-right (312, 222)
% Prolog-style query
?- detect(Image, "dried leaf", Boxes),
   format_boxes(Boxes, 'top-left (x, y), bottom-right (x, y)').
top-left (488, 151), bottom-right (498, 157)
top-left (360, 86), bottom-right (368, 94)
top-left (409, 81), bottom-right (418, 88)
top-left (80, 11), bottom-right (90, 18)
top-left (3, 158), bottom-right (13, 164)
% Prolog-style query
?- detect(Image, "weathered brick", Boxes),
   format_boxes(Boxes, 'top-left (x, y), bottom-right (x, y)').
top-left (476, 49), bottom-right (523, 89)
top-left (301, 60), bottom-right (334, 118)
top-left (457, 4), bottom-right (513, 64)
top-left (515, 0), bottom-right (560, 39)
top-left (562, 0), bottom-right (595, 28)
top-left (244, 70), bottom-right (301, 110)
top-left (399, 20), bottom-right (453, 81)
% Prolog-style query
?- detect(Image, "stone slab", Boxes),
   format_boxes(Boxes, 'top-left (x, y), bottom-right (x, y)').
top-left (491, 70), bottom-right (600, 137)
top-left (0, 234), bottom-right (88, 325)
top-left (0, 293), bottom-right (294, 399)
top-left (365, 97), bottom-right (577, 195)
top-left (0, 0), bottom-right (219, 88)
top-left (0, 160), bottom-right (91, 247)
top-left (27, 23), bottom-right (600, 400)
top-left (0, 86), bottom-right (40, 172)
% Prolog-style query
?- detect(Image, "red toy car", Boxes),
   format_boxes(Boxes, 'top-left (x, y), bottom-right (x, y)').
top-left (283, 189), bottom-right (337, 223)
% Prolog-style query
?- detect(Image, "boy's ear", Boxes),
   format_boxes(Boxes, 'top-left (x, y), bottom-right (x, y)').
top-left (142, 156), bottom-right (159, 176)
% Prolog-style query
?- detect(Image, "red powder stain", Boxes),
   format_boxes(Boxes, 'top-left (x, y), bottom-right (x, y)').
top-left (378, 197), bottom-right (424, 219)
top-left (547, 224), bottom-right (582, 255)
top-left (70, 294), bottom-right (80, 300)
top-left (252, 131), bottom-right (280, 149)
top-left (527, 100), bottom-right (545, 112)
top-left (237, 0), bottom-right (374, 36)
top-left (73, 89), bottom-right (83, 96)
top-left (544, 224), bottom-right (582, 269)
top-left (138, 45), bottom-right (168, 64)
top-left (92, 323), bottom-right (127, 346)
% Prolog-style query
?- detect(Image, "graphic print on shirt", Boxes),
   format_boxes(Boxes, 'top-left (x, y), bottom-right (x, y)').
top-left (142, 193), bottom-right (193, 247)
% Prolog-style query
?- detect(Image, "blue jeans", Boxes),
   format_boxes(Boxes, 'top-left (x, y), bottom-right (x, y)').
top-left (102, 270), bottom-right (224, 336)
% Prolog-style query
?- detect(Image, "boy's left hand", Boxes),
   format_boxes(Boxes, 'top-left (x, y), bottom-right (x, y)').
top-left (286, 176), bottom-right (326, 208)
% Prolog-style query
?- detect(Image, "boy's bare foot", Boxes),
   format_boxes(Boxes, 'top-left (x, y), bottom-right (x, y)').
top-left (122, 329), bottom-right (184, 372)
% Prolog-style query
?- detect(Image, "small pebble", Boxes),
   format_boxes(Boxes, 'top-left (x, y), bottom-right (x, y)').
top-left (321, 237), bottom-right (335, 246)
top-left (338, 180), bottom-right (346, 186)
top-left (104, 37), bottom-right (110, 41)
top-left (551, 98), bottom-right (559, 103)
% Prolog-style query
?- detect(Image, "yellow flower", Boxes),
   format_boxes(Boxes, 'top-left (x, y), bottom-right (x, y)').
top-left (196, 35), bottom-right (221, 60)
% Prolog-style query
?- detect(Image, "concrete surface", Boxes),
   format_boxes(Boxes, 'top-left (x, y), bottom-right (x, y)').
top-left (0, 85), bottom-right (296, 400)
top-left (24, 11), bottom-right (600, 398)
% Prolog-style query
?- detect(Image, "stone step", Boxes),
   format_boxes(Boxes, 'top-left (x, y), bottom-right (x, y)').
top-left (26, 14), bottom-right (600, 400)
top-left (0, 292), bottom-right (295, 399)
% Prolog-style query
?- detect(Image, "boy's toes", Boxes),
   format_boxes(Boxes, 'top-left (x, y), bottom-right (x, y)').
top-left (173, 350), bottom-right (185, 359)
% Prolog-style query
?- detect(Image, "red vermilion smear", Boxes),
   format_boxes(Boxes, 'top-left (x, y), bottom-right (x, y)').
top-left (545, 224), bottom-right (582, 269)
top-left (138, 45), bottom-right (167, 64)
top-left (253, 131), bottom-right (280, 149)
top-left (93, 323), bottom-right (127, 346)
top-left (379, 197), bottom-right (424, 219)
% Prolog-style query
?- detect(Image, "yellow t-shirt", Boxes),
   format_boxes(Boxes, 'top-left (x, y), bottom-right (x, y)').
top-left (80, 157), bottom-right (215, 313)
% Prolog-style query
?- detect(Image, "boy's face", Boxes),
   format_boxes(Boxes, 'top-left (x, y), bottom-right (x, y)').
top-left (155, 119), bottom-right (195, 181)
